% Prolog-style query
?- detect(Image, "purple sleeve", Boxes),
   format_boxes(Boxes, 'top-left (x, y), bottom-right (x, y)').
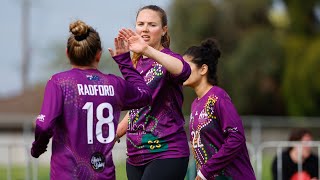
top-left (31, 79), bottom-right (63, 158)
top-left (167, 53), bottom-right (191, 84)
top-left (113, 52), bottom-right (152, 110)
top-left (200, 95), bottom-right (246, 178)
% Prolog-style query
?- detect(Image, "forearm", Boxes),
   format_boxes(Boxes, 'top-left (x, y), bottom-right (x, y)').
top-left (143, 46), bottom-right (183, 75)
top-left (113, 52), bottom-right (150, 93)
top-left (116, 112), bottom-right (129, 138)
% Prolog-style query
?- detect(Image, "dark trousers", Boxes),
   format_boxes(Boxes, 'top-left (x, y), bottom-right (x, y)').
top-left (126, 157), bottom-right (189, 180)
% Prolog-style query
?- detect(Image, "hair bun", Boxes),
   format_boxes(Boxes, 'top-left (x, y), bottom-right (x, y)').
top-left (69, 20), bottom-right (89, 40)
top-left (201, 38), bottom-right (221, 59)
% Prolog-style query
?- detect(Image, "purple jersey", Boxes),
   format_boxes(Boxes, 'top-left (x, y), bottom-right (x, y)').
top-left (31, 52), bottom-right (151, 180)
top-left (126, 48), bottom-right (191, 166)
top-left (189, 86), bottom-right (256, 180)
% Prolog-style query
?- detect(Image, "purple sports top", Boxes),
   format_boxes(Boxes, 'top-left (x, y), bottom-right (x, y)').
top-left (189, 86), bottom-right (256, 180)
top-left (125, 48), bottom-right (191, 166)
top-left (31, 52), bottom-right (151, 180)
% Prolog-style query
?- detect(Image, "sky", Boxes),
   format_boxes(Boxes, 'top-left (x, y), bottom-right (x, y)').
top-left (0, 0), bottom-right (172, 97)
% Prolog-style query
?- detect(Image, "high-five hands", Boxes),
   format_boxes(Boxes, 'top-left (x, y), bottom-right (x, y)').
top-left (108, 37), bottom-right (129, 57)
top-left (118, 28), bottom-right (148, 54)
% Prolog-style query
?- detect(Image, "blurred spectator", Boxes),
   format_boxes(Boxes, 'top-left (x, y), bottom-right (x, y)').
top-left (271, 128), bottom-right (319, 180)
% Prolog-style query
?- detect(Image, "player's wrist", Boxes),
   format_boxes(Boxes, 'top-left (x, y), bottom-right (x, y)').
top-left (114, 134), bottom-right (121, 143)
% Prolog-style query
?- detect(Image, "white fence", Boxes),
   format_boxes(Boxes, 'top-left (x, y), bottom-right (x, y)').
top-left (255, 141), bottom-right (320, 180)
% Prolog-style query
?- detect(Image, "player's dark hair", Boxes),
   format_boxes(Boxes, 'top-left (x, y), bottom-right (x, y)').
top-left (132, 5), bottom-right (170, 67)
top-left (183, 38), bottom-right (221, 85)
top-left (67, 20), bottom-right (102, 66)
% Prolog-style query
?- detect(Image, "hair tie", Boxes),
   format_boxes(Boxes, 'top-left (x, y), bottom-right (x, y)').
top-left (75, 29), bottom-right (90, 41)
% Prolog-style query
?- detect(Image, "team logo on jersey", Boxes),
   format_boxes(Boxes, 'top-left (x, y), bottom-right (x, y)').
top-left (86, 75), bottom-right (100, 81)
top-left (36, 114), bottom-right (46, 122)
top-left (90, 152), bottom-right (105, 172)
top-left (198, 109), bottom-right (208, 120)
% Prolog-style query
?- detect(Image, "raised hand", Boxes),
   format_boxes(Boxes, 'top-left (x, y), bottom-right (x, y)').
top-left (108, 37), bottom-right (129, 57)
top-left (118, 28), bottom-right (148, 54)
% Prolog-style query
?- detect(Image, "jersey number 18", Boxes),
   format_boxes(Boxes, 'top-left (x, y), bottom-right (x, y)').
top-left (83, 102), bottom-right (115, 144)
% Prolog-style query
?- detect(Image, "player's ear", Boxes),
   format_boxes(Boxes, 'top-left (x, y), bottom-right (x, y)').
top-left (95, 50), bottom-right (102, 62)
top-left (200, 64), bottom-right (208, 76)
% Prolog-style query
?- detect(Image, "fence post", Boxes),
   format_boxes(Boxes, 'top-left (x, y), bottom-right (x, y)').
top-left (7, 145), bottom-right (12, 180)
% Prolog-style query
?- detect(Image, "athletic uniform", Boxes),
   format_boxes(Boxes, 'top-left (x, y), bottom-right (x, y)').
top-left (31, 52), bottom-right (151, 180)
top-left (124, 48), bottom-right (191, 179)
top-left (189, 86), bottom-right (256, 180)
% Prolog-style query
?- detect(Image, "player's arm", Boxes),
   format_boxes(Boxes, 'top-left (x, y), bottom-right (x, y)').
top-left (118, 28), bottom-right (191, 77)
top-left (198, 95), bottom-right (246, 178)
top-left (114, 112), bottom-right (129, 143)
top-left (109, 37), bottom-right (152, 109)
top-left (31, 79), bottom-right (63, 158)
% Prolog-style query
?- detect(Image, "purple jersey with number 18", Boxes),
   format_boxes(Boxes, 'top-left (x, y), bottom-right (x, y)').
top-left (31, 52), bottom-right (151, 180)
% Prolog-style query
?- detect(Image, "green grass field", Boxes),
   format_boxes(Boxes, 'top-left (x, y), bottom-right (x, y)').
top-left (0, 156), bottom-right (274, 180)
top-left (0, 162), bottom-right (126, 180)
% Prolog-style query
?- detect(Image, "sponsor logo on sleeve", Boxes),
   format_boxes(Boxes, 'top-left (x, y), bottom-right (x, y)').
top-left (36, 114), bottom-right (46, 122)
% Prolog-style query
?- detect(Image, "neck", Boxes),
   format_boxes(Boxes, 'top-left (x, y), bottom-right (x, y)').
top-left (72, 64), bottom-right (97, 70)
top-left (194, 82), bottom-right (213, 99)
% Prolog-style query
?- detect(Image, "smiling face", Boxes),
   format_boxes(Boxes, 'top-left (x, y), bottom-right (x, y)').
top-left (135, 9), bottom-right (167, 49)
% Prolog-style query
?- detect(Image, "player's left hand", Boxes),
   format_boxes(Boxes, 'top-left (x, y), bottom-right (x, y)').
top-left (195, 175), bottom-right (203, 180)
top-left (108, 37), bottom-right (129, 57)
top-left (118, 28), bottom-right (148, 54)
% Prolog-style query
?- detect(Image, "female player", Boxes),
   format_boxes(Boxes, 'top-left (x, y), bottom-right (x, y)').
top-left (30, 20), bottom-right (151, 180)
top-left (183, 38), bottom-right (256, 180)
top-left (114, 5), bottom-right (191, 180)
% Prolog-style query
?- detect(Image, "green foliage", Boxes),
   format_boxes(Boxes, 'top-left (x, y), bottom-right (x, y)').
top-left (282, 0), bottom-right (319, 35)
top-left (170, 0), bottom-right (218, 52)
top-left (171, 0), bottom-right (320, 116)
top-left (224, 28), bottom-right (285, 115)
top-left (282, 36), bottom-right (320, 116)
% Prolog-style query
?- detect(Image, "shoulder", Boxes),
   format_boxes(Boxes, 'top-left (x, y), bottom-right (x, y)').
top-left (211, 86), bottom-right (231, 101)
top-left (107, 74), bottom-right (123, 81)
top-left (50, 69), bottom-right (75, 78)
top-left (48, 70), bottom-right (73, 83)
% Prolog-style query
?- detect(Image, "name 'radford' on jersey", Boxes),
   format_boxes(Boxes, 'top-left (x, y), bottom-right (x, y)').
top-left (77, 84), bottom-right (115, 96)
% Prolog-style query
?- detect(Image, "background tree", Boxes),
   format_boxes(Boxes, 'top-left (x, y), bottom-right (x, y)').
top-left (281, 0), bottom-right (320, 116)
top-left (170, 0), bottom-right (320, 116)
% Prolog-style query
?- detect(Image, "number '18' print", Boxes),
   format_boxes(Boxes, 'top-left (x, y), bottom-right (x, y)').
top-left (82, 102), bottom-right (115, 144)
